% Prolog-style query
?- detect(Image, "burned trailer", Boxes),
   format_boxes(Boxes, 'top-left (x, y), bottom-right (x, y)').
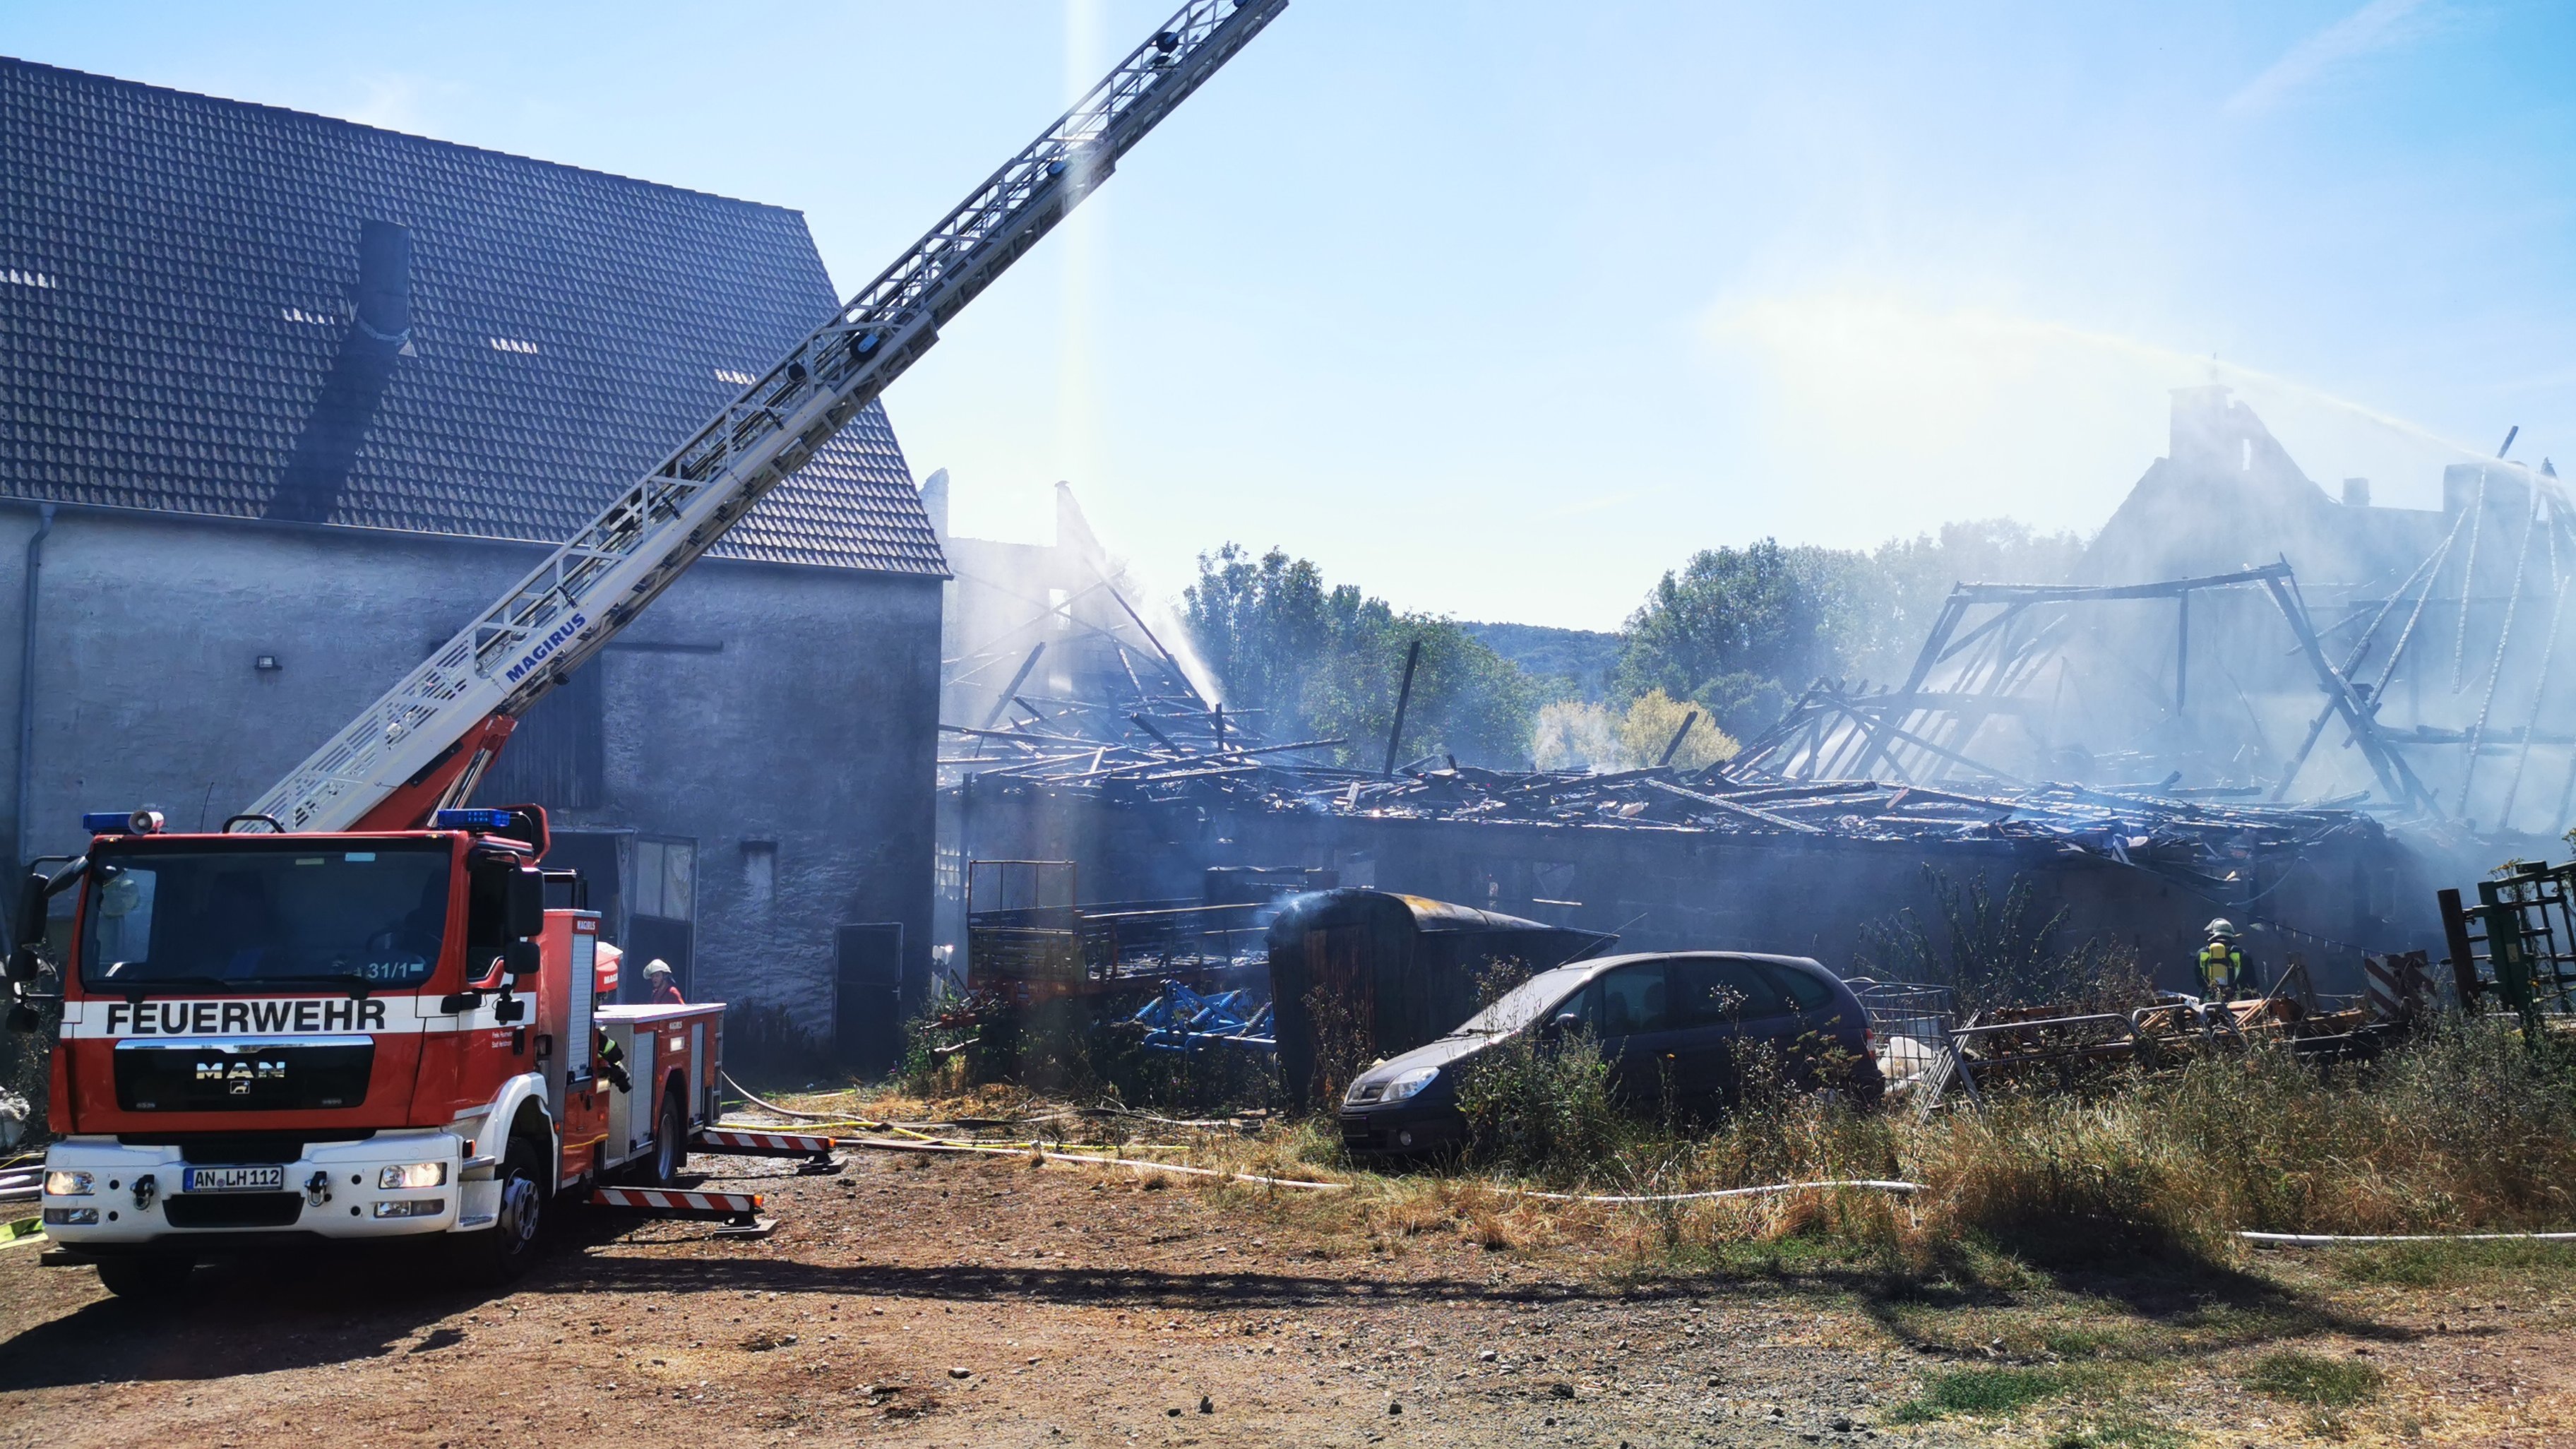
top-left (1268, 890), bottom-right (1616, 1109)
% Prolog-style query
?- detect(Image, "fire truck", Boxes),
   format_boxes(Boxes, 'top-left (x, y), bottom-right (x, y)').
top-left (5, 0), bottom-right (1283, 1299)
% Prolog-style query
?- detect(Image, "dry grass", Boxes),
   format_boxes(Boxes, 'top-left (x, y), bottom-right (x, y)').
top-left (1912, 1022), bottom-right (2576, 1263)
top-left (755, 1020), bottom-right (2576, 1284)
top-left (1311, 1020), bottom-right (2570, 1279)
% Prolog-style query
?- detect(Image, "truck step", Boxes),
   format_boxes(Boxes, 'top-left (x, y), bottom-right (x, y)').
top-left (695, 1128), bottom-right (836, 1155)
top-left (694, 1128), bottom-right (841, 1174)
top-left (587, 1184), bottom-right (773, 1236)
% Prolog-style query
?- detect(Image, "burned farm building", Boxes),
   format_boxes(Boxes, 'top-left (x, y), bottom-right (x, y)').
top-left (1753, 386), bottom-right (2576, 847)
top-left (0, 58), bottom-right (945, 1069)
top-left (938, 384), bottom-right (2546, 1004)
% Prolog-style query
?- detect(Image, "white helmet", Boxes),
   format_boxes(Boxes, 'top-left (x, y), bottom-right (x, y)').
top-left (2205, 919), bottom-right (2239, 940)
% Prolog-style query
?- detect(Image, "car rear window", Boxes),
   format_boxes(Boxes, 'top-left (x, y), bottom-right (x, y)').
top-left (1670, 957), bottom-right (1794, 1024)
top-left (1758, 961), bottom-right (1838, 1011)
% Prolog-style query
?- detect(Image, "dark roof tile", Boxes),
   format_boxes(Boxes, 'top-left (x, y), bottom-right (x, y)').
top-left (0, 56), bottom-right (946, 576)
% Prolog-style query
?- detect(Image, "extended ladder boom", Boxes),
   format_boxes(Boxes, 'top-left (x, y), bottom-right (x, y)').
top-left (246, 0), bottom-right (1284, 834)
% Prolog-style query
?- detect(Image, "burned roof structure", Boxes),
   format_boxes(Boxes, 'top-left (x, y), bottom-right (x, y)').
top-left (925, 477), bottom-right (1299, 787)
top-left (949, 741), bottom-right (2437, 998)
top-left (1732, 388), bottom-right (2576, 840)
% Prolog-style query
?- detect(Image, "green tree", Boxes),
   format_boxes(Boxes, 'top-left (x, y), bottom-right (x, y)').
top-left (1611, 521), bottom-right (2088, 744)
top-left (1833, 519), bottom-right (2087, 679)
top-left (1532, 690), bottom-right (1738, 773)
top-left (1613, 539), bottom-right (1851, 739)
top-left (1616, 540), bottom-right (1835, 700)
top-left (1182, 545), bottom-right (1544, 770)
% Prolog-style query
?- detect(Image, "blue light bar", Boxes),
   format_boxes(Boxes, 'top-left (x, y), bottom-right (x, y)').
top-left (434, 808), bottom-right (516, 832)
top-left (82, 809), bottom-right (163, 835)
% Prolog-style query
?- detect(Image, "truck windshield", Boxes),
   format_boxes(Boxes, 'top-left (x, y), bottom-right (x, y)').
top-left (79, 842), bottom-right (452, 991)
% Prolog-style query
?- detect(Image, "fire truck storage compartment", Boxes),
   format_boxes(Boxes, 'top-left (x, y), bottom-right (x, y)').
top-left (597, 1003), bottom-right (720, 1167)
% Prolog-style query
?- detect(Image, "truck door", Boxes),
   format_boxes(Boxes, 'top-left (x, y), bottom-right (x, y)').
top-left (451, 852), bottom-right (538, 1116)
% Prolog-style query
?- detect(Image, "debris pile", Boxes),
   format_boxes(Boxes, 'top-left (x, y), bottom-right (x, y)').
top-left (1862, 955), bottom-right (2426, 1112)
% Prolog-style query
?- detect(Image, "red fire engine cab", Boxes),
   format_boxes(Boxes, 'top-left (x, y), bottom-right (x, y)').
top-left (24, 805), bottom-right (720, 1296)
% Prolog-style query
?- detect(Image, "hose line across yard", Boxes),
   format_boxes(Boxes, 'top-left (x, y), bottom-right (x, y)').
top-left (1506, 1179), bottom-right (1926, 1205)
top-left (2239, 1229), bottom-right (2576, 1245)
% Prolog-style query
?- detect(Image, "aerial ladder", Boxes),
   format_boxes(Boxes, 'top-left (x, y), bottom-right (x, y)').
top-left (246, 0), bottom-right (1287, 836)
top-left (18, 0), bottom-right (1283, 1296)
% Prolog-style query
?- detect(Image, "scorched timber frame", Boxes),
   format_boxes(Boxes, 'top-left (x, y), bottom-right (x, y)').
top-left (1734, 561), bottom-right (2440, 816)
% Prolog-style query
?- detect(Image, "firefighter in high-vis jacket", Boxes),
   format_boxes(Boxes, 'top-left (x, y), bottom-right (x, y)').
top-left (2196, 919), bottom-right (2254, 1001)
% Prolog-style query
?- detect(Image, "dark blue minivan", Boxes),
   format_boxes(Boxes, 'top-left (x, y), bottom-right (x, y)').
top-left (1337, 951), bottom-right (1880, 1156)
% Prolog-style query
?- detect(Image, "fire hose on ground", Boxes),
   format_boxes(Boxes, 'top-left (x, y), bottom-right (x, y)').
top-left (710, 1078), bottom-right (2576, 1224)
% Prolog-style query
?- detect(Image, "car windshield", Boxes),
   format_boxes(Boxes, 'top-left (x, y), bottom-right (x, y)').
top-left (1447, 967), bottom-right (1592, 1037)
top-left (79, 841), bottom-right (452, 991)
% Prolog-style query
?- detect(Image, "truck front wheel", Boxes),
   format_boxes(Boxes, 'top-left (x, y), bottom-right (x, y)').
top-left (93, 1253), bottom-right (193, 1301)
top-left (454, 1135), bottom-right (549, 1284)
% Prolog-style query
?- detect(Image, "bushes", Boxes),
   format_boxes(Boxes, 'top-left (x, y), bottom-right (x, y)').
top-left (1909, 1093), bottom-right (2208, 1261)
top-left (1453, 1026), bottom-right (1622, 1181)
top-left (1859, 869), bottom-right (2149, 1016)
top-left (1427, 1018), bottom-right (2576, 1265)
top-left (1909, 1021), bottom-right (2576, 1260)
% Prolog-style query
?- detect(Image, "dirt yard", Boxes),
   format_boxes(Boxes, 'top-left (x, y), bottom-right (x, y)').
top-left (1, 1141), bottom-right (2570, 1448)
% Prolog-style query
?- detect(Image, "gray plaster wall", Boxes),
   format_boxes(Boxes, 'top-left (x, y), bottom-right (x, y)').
top-left (0, 501), bottom-right (939, 1056)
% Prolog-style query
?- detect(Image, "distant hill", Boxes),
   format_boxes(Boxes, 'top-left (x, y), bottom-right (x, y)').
top-left (1464, 621), bottom-right (1622, 701)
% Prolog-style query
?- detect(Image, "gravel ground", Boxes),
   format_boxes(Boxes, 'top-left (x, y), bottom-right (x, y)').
top-left (0, 1143), bottom-right (2565, 1448)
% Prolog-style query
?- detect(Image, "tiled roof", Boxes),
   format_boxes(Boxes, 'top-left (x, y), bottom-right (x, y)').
top-left (0, 57), bottom-right (947, 576)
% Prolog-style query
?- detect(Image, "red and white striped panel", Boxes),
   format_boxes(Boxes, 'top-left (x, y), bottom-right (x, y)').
top-left (589, 1186), bottom-right (764, 1217)
top-left (694, 1128), bottom-right (837, 1157)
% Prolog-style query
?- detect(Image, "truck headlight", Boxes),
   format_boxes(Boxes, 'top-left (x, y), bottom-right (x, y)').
top-left (378, 1162), bottom-right (448, 1190)
top-left (1381, 1066), bottom-right (1439, 1104)
top-left (374, 1198), bottom-right (446, 1218)
top-left (42, 1207), bottom-right (99, 1226)
top-left (44, 1170), bottom-right (93, 1197)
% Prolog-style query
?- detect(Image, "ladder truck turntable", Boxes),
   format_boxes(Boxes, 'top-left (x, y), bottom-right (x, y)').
top-left (6, 0), bottom-right (1284, 1299)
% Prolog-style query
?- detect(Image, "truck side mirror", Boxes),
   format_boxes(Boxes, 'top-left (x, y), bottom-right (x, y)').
top-left (2, 949), bottom-right (36, 984)
top-left (506, 867), bottom-right (544, 941)
top-left (13, 873), bottom-right (48, 950)
top-left (503, 940), bottom-right (542, 980)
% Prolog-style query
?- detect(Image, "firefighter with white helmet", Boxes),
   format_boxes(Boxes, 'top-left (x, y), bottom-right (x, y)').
top-left (643, 958), bottom-right (685, 1006)
top-left (2197, 919), bottom-right (2253, 1001)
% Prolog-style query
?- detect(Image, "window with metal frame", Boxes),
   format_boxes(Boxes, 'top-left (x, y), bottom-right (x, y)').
top-left (631, 837), bottom-right (695, 922)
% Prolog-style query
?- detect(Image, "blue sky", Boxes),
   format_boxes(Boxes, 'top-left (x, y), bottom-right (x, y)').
top-left (6, 1), bottom-right (2572, 629)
